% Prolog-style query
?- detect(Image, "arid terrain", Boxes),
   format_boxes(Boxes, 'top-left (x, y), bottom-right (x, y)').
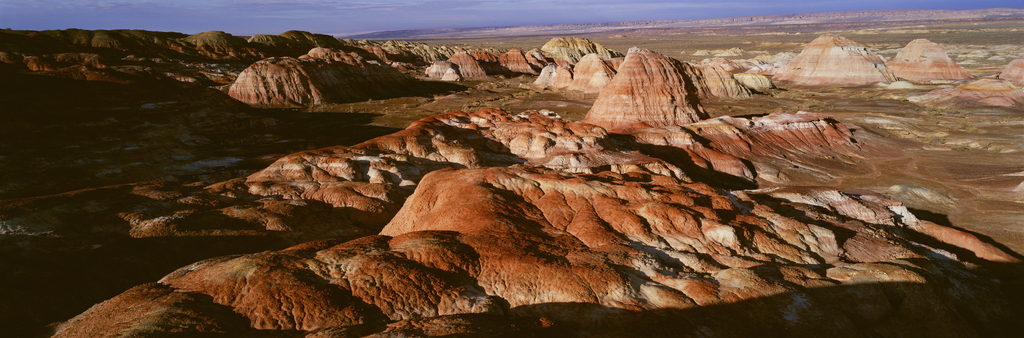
top-left (1, 9), bottom-right (1024, 338)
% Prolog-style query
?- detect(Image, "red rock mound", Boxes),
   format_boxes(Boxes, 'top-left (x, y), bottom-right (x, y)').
top-left (910, 78), bottom-right (1024, 108)
top-left (567, 53), bottom-right (617, 93)
top-left (583, 47), bottom-right (709, 133)
top-left (52, 166), bottom-right (1019, 337)
top-left (448, 51), bottom-right (489, 80)
top-left (227, 49), bottom-right (416, 108)
top-left (498, 48), bottom-right (539, 75)
top-left (532, 63), bottom-right (574, 90)
top-left (886, 39), bottom-right (973, 83)
top-left (774, 35), bottom-right (897, 87)
top-left (246, 108), bottom-right (685, 226)
top-left (999, 57), bottom-right (1024, 85)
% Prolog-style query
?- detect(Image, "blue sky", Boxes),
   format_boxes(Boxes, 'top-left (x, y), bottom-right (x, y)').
top-left (1, 0), bottom-right (1021, 37)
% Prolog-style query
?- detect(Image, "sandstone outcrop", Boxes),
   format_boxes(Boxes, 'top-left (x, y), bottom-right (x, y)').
top-left (227, 49), bottom-right (417, 108)
top-left (425, 61), bottom-right (462, 81)
top-left (541, 37), bottom-right (622, 63)
top-left (52, 165), bottom-right (1019, 337)
top-left (246, 108), bottom-right (686, 226)
top-left (583, 47), bottom-right (709, 133)
top-left (498, 48), bottom-right (539, 74)
top-left (182, 31), bottom-right (266, 60)
top-left (773, 35), bottom-right (898, 86)
top-left (999, 57), bottom-right (1024, 85)
top-left (733, 73), bottom-right (775, 93)
top-left (885, 39), bottom-right (973, 83)
top-left (690, 63), bottom-right (752, 99)
top-left (448, 51), bottom-right (488, 80)
top-left (532, 63), bottom-right (574, 90)
top-left (910, 78), bottom-right (1024, 108)
top-left (567, 53), bottom-right (617, 93)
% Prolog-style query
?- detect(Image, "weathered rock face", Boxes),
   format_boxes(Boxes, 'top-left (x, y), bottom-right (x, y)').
top-left (999, 57), bottom-right (1024, 85)
top-left (886, 39), bottom-right (973, 83)
top-left (182, 31), bottom-right (266, 60)
top-left (541, 37), bottom-right (622, 63)
top-left (583, 47), bottom-right (709, 133)
top-left (733, 73), bottom-right (775, 93)
top-left (448, 51), bottom-right (488, 80)
top-left (774, 35), bottom-right (898, 87)
top-left (227, 49), bottom-right (416, 108)
top-left (690, 63), bottom-right (752, 99)
top-left (246, 108), bottom-right (685, 227)
top-left (52, 164), bottom-right (1019, 337)
top-left (910, 78), bottom-right (1024, 108)
top-left (567, 53), bottom-right (617, 93)
top-left (425, 61), bottom-right (462, 81)
top-left (532, 63), bottom-right (574, 90)
top-left (498, 48), bottom-right (539, 75)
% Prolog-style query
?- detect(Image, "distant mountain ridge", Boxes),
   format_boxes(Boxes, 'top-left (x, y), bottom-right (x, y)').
top-left (347, 8), bottom-right (1024, 39)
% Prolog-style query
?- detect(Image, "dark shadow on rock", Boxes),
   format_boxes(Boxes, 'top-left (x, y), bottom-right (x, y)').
top-left (510, 275), bottom-right (1024, 338)
top-left (0, 234), bottom-right (293, 338)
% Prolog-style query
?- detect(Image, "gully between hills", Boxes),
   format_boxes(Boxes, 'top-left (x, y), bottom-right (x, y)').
top-left (2, 30), bottom-right (1024, 337)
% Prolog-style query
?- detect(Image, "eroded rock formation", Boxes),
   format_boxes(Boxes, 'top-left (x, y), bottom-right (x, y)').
top-left (773, 35), bottom-right (898, 86)
top-left (567, 53), bottom-right (617, 93)
top-left (448, 51), bottom-right (488, 80)
top-left (52, 164), bottom-right (1019, 337)
top-left (910, 78), bottom-right (1024, 108)
top-left (583, 47), bottom-right (709, 133)
top-left (227, 48), bottom-right (417, 108)
top-left (999, 57), bottom-right (1024, 85)
top-left (541, 37), bottom-right (621, 63)
top-left (886, 39), bottom-right (973, 83)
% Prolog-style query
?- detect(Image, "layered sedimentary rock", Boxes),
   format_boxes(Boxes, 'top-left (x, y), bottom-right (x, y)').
top-left (733, 73), bottom-right (775, 93)
top-left (583, 47), bottom-right (709, 133)
top-left (999, 57), bottom-right (1024, 85)
top-left (773, 35), bottom-right (898, 86)
top-left (246, 108), bottom-right (685, 226)
top-left (690, 64), bottom-right (752, 99)
top-left (53, 164), bottom-right (1019, 337)
top-left (567, 53), bottom-right (617, 93)
top-left (532, 63), bottom-right (574, 90)
top-left (498, 48), bottom-right (539, 75)
top-left (886, 39), bottom-right (973, 83)
top-left (448, 51), bottom-right (488, 80)
top-left (182, 31), bottom-right (266, 60)
top-left (540, 37), bottom-right (621, 63)
top-left (910, 78), bottom-right (1024, 108)
top-left (425, 61), bottom-right (462, 81)
top-left (227, 48), bottom-right (417, 108)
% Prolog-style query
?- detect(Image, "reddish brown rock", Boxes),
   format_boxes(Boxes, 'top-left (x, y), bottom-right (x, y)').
top-left (774, 35), bottom-right (898, 87)
top-left (540, 37), bottom-right (622, 63)
top-left (498, 48), bottom-right (539, 75)
top-left (53, 166), bottom-right (1018, 337)
top-left (886, 39), bottom-right (973, 83)
top-left (246, 108), bottom-right (685, 226)
top-left (524, 48), bottom-right (550, 70)
top-left (910, 78), bottom-right (1024, 108)
top-left (999, 57), bottom-right (1024, 85)
top-left (567, 53), bottom-right (617, 93)
top-left (448, 51), bottom-right (488, 80)
top-left (227, 49), bottom-right (417, 108)
top-left (583, 47), bottom-right (709, 133)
